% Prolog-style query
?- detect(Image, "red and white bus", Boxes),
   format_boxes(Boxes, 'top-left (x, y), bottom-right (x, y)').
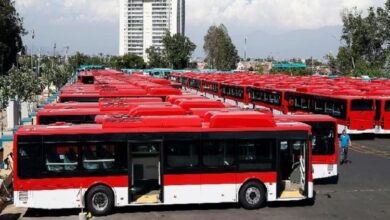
top-left (284, 91), bottom-right (375, 134)
top-left (274, 114), bottom-right (338, 182)
top-left (14, 112), bottom-right (313, 215)
top-left (374, 96), bottom-right (390, 134)
top-left (247, 86), bottom-right (291, 114)
top-left (366, 90), bottom-right (390, 134)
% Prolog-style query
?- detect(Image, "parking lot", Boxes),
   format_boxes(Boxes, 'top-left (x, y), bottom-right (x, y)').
top-left (0, 136), bottom-right (387, 220)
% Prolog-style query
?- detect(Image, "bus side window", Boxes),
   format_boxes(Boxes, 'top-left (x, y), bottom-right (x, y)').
top-left (165, 141), bottom-right (199, 169)
top-left (18, 144), bottom-right (42, 178)
top-left (202, 141), bottom-right (235, 167)
top-left (45, 144), bottom-right (78, 172)
top-left (238, 139), bottom-right (275, 171)
top-left (82, 143), bottom-right (116, 170)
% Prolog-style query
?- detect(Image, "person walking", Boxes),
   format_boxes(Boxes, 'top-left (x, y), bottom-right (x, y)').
top-left (339, 129), bottom-right (351, 164)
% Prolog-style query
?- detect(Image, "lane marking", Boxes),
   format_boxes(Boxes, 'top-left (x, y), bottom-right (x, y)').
top-left (349, 143), bottom-right (390, 159)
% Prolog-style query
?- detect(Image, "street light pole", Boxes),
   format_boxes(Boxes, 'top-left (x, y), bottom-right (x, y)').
top-left (31, 29), bottom-right (35, 69)
top-left (244, 36), bottom-right (247, 61)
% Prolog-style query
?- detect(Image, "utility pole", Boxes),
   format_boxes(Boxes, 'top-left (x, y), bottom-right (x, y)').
top-left (64, 46), bottom-right (70, 63)
top-left (244, 36), bottom-right (247, 61)
top-left (311, 56), bottom-right (314, 74)
top-left (52, 43), bottom-right (57, 67)
top-left (31, 29), bottom-right (35, 69)
top-left (37, 49), bottom-right (41, 76)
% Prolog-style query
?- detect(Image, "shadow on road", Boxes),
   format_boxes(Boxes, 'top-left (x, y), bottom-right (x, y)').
top-left (23, 199), bottom-right (316, 218)
top-left (350, 133), bottom-right (375, 140)
top-left (24, 208), bottom-right (80, 218)
top-left (0, 213), bottom-right (21, 220)
top-left (114, 203), bottom-right (240, 214)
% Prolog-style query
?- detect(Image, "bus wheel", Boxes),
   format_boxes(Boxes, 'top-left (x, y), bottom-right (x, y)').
top-left (86, 185), bottom-right (114, 216)
top-left (239, 181), bottom-right (266, 209)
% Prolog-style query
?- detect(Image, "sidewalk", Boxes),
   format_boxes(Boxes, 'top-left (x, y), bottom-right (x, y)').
top-left (0, 204), bottom-right (26, 220)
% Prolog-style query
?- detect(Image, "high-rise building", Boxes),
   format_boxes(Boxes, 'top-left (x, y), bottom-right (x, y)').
top-left (119, 0), bottom-right (185, 61)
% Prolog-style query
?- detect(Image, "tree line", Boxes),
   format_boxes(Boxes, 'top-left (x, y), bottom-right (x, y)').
top-left (327, 0), bottom-right (390, 77)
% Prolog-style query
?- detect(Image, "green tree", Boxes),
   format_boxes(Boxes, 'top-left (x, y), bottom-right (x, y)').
top-left (0, 0), bottom-right (25, 75)
top-left (121, 53), bottom-right (146, 69)
top-left (204, 24), bottom-right (239, 70)
top-left (68, 52), bottom-right (91, 70)
top-left (255, 64), bottom-right (264, 74)
top-left (7, 65), bottom-right (42, 102)
top-left (146, 46), bottom-right (168, 68)
top-left (0, 75), bottom-right (10, 110)
top-left (336, 1), bottom-right (390, 75)
top-left (162, 32), bottom-right (196, 69)
top-left (324, 53), bottom-right (337, 69)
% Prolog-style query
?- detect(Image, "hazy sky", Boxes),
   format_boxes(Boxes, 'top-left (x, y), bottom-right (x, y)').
top-left (15, 0), bottom-right (386, 60)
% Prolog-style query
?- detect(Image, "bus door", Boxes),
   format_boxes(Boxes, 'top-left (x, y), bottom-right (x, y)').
top-left (375, 100), bottom-right (381, 126)
top-left (382, 100), bottom-right (390, 129)
top-left (128, 140), bottom-right (163, 204)
top-left (277, 140), bottom-right (307, 199)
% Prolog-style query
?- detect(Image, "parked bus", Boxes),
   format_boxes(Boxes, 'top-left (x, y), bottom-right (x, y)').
top-left (247, 86), bottom-right (290, 114)
top-left (366, 90), bottom-right (390, 134)
top-left (36, 108), bottom-right (127, 125)
top-left (275, 114), bottom-right (338, 181)
top-left (285, 91), bottom-right (375, 134)
top-left (14, 112), bottom-right (313, 215)
top-left (59, 88), bottom-right (181, 103)
top-left (374, 97), bottom-right (390, 134)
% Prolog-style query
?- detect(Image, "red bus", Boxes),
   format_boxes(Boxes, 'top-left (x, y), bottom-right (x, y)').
top-left (274, 114), bottom-right (339, 182)
top-left (58, 87), bottom-right (181, 103)
top-left (366, 90), bottom-right (390, 134)
top-left (37, 101), bottom-right (172, 125)
top-left (14, 112), bottom-right (313, 215)
top-left (36, 108), bottom-right (128, 125)
top-left (285, 91), bottom-right (375, 134)
top-left (374, 97), bottom-right (390, 134)
top-left (247, 86), bottom-right (290, 114)
top-left (220, 83), bottom-right (250, 107)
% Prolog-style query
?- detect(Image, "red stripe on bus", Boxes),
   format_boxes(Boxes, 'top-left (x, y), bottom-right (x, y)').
top-left (14, 176), bottom-right (128, 191)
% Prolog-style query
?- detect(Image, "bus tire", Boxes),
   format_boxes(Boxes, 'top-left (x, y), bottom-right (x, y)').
top-left (239, 181), bottom-right (266, 209)
top-left (86, 185), bottom-right (114, 216)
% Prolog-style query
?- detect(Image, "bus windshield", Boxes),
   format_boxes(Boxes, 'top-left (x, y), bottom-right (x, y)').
top-left (308, 122), bottom-right (335, 155)
top-left (350, 100), bottom-right (374, 111)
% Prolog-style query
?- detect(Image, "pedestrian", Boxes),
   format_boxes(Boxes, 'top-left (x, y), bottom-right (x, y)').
top-left (339, 129), bottom-right (351, 164)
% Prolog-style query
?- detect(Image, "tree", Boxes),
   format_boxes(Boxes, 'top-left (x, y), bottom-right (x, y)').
top-left (40, 60), bottom-right (73, 96)
top-left (0, 75), bottom-right (10, 110)
top-left (121, 53), bottom-right (146, 69)
top-left (0, 0), bottom-right (25, 75)
top-left (335, 1), bottom-right (390, 75)
top-left (7, 65), bottom-right (42, 102)
top-left (146, 46), bottom-right (168, 68)
top-left (255, 64), bottom-right (264, 74)
top-left (145, 33), bottom-right (196, 69)
top-left (203, 24), bottom-right (240, 70)
top-left (162, 32), bottom-right (196, 69)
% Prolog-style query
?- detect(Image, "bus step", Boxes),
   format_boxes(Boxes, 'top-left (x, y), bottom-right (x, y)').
top-left (280, 190), bottom-right (304, 198)
top-left (134, 192), bottom-right (160, 204)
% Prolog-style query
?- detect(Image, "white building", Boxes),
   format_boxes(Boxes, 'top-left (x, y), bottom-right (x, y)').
top-left (119, 0), bottom-right (185, 61)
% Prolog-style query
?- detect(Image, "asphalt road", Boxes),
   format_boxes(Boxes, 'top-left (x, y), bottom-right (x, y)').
top-left (1, 138), bottom-right (389, 220)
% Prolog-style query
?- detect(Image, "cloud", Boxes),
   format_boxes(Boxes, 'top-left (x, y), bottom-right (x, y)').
top-left (16, 0), bottom-right (119, 24)
top-left (15, 0), bottom-right (387, 56)
top-left (187, 0), bottom-right (383, 31)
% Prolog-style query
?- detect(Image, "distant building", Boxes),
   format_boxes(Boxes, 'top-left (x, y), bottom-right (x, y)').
top-left (236, 60), bottom-right (272, 73)
top-left (119, 0), bottom-right (185, 61)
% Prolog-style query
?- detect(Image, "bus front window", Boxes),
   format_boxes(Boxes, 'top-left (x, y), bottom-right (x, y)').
top-left (312, 128), bottom-right (335, 155)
